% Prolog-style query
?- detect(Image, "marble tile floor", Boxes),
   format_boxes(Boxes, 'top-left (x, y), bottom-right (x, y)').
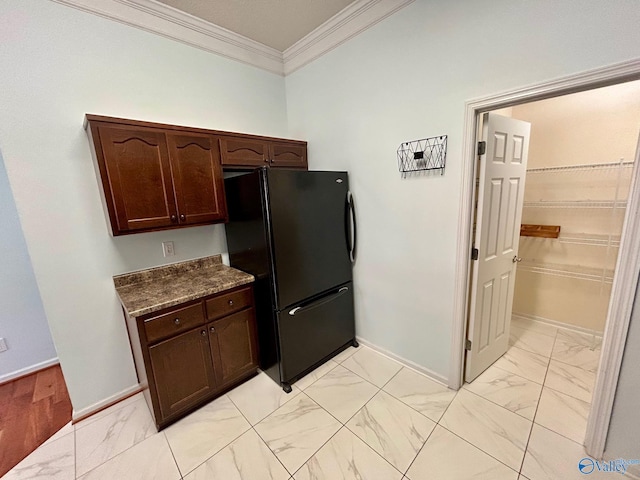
top-left (3, 319), bottom-right (610, 480)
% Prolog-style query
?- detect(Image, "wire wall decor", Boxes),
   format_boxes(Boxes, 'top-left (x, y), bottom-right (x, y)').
top-left (397, 135), bottom-right (447, 178)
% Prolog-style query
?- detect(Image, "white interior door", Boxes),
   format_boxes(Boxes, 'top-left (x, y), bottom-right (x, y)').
top-left (465, 112), bottom-right (531, 382)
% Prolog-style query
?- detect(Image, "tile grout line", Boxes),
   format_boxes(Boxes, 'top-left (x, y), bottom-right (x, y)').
top-left (161, 431), bottom-right (182, 480)
top-left (338, 387), bottom-right (418, 479)
top-left (489, 363), bottom-right (544, 386)
top-left (224, 391), bottom-right (292, 476)
top-left (460, 384), bottom-right (538, 422)
top-left (517, 327), bottom-right (557, 474)
top-left (401, 418), bottom-right (439, 478)
top-left (434, 423), bottom-right (521, 475)
top-left (274, 391), bottom-right (345, 478)
top-left (73, 394), bottom-right (143, 432)
top-left (243, 415), bottom-right (292, 477)
top-left (168, 394), bottom-right (252, 478)
top-left (549, 355), bottom-right (600, 374)
top-left (316, 360), bottom-right (417, 477)
top-left (230, 357), bottom-right (364, 478)
top-left (72, 399), bottom-right (157, 478)
top-left (543, 382), bottom-right (593, 403)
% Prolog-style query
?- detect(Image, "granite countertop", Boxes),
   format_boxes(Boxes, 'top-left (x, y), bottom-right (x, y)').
top-left (114, 255), bottom-right (254, 317)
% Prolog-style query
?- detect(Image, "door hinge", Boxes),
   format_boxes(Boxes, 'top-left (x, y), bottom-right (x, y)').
top-left (477, 141), bottom-right (486, 156)
top-left (465, 339), bottom-right (472, 350)
top-left (471, 247), bottom-right (479, 260)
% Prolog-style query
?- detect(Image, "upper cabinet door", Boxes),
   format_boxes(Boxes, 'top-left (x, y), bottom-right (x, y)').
top-left (219, 137), bottom-right (269, 167)
top-left (98, 125), bottom-right (177, 233)
top-left (167, 134), bottom-right (228, 225)
top-left (269, 142), bottom-right (308, 169)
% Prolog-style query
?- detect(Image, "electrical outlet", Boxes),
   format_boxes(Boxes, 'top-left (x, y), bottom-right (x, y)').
top-left (162, 241), bottom-right (175, 257)
top-left (0, 338), bottom-right (7, 353)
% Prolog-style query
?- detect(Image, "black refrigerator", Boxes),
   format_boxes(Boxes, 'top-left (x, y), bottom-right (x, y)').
top-left (224, 168), bottom-right (358, 392)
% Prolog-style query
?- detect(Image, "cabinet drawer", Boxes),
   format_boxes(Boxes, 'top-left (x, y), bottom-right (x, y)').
top-left (206, 287), bottom-right (252, 320)
top-left (144, 303), bottom-right (205, 344)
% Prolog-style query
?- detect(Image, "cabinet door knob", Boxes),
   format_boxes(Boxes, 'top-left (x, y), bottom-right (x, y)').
top-left (179, 214), bottom-right (186, 222)
top-left (228, 300), bottom-right (234, 306)
top-left (174, 318), bottom-right (180, 325)
top-left (200, 330), bottom-right (206, 336)
top-left (170, 215), bottom-right (177, 223)
top-left (210, 326), bottom-right (215, 333)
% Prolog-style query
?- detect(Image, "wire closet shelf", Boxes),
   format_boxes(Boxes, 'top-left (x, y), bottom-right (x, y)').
top-left (397, 135), bottom-right (447, 177)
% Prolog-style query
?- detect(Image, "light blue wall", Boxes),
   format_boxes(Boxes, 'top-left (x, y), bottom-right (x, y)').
top-left (0, 150), bottom-right (57, 380)
top-left (0, 0), bottom-right (288, 413)
top-left (285, 0), bottom-right (640, 378)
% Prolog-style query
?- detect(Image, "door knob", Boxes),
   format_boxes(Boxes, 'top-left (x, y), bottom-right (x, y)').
top-left (210, 326), bottom-right (215, 333)
top-left (179, 214), bottom-right (186, 222)
top-left (170, 215), bottom-right (177, 223)
top-left (174, 318), bottom-right (180, 325)
top-left (513, 256), bottom-right (522, 263)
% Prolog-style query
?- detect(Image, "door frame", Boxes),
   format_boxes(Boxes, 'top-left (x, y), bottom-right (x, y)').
top-left (449, 57), bottom-right (640, 459)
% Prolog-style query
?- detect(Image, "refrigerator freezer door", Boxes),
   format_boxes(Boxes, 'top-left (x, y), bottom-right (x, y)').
top-left (277, 283), bottom-right (355, 382)
top-left (267, 169), bottom-right (352, 310)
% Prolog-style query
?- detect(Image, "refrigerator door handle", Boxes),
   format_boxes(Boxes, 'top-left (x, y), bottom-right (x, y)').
top-left (289, 286), bottom-right (349, 316)
top-left (347, 191), bottom-right (357, 263)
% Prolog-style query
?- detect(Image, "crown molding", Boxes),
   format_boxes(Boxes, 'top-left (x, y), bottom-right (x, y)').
top-left (50, 0), bottom-right (285, 75)
top-left (283, 0), bottom-right (415, 75)
top-left (50, 0), bottom-right (414, 76)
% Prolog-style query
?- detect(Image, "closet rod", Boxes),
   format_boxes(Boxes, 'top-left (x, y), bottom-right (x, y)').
top-left (527, 160), bottom-right (633, 173)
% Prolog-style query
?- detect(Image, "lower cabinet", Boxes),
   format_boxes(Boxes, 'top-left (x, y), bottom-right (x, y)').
top-left (127, 285), bottom-right (258, 429)
top-left (149, 327), bottom-right (217, 420)
top-left (209, 309), bottom-right (258, 387)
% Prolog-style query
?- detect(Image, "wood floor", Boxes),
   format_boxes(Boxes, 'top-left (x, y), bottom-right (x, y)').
top-left (0, 365), bottom-right (72, 477)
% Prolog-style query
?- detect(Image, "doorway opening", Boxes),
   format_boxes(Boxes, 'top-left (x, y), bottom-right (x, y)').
top-left (464, 80), bottom-right (640, 447)
top-left (468, 81), bottom-right (640, 377)
top-left (450, 59), bottom-right (640, 460)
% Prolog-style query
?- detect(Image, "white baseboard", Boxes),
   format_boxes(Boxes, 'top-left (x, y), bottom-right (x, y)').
top-left (512, 312), bottom-right (604, 337)
top-left (72, 383), bottom-right (142, 422)
top-left (0, 357), bottom-right (59, 384)
top-left (356, 336), bottom-right (449, 387)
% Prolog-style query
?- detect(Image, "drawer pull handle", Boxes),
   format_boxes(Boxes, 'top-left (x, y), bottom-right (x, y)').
top-left (210, 326), bottom-right (215, 333)
top-left (174, 318), bottom-right (180, 325)
top-left (228, 300), bottom-right (234, 306)
top-left (200, 330), bottom-right (206, 336)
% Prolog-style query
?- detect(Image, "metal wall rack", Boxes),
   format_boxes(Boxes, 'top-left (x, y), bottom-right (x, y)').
top-left (397, 135), bottom-right (447, 177)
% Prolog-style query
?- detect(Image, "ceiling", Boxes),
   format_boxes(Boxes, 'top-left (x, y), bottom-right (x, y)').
top-left (154, 0), bottom-right (356, 51)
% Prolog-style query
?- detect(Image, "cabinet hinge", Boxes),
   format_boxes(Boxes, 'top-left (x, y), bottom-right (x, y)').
top-left (477, 141), bottom-right (486, 156)
top-left (465, 339), bottom-right (472, 350)
top-left (471, 247), bottom-right (479, 260)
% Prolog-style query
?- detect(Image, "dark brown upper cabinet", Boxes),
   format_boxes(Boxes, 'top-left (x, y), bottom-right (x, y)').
top-left (96, 125), bottom-right (178, 233)
top-left (269, 142), bottom-right (307, 168)
top-left (166, 133), bottom-right (227, 226)
top-left (220, 136), bottom-right (307, 169)
top-left (86, 116), bottom-right (228, 236)
top-left (86, 114), bottom-right (307, 235)
top-left (219, 137), bottom-right (269, 167)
